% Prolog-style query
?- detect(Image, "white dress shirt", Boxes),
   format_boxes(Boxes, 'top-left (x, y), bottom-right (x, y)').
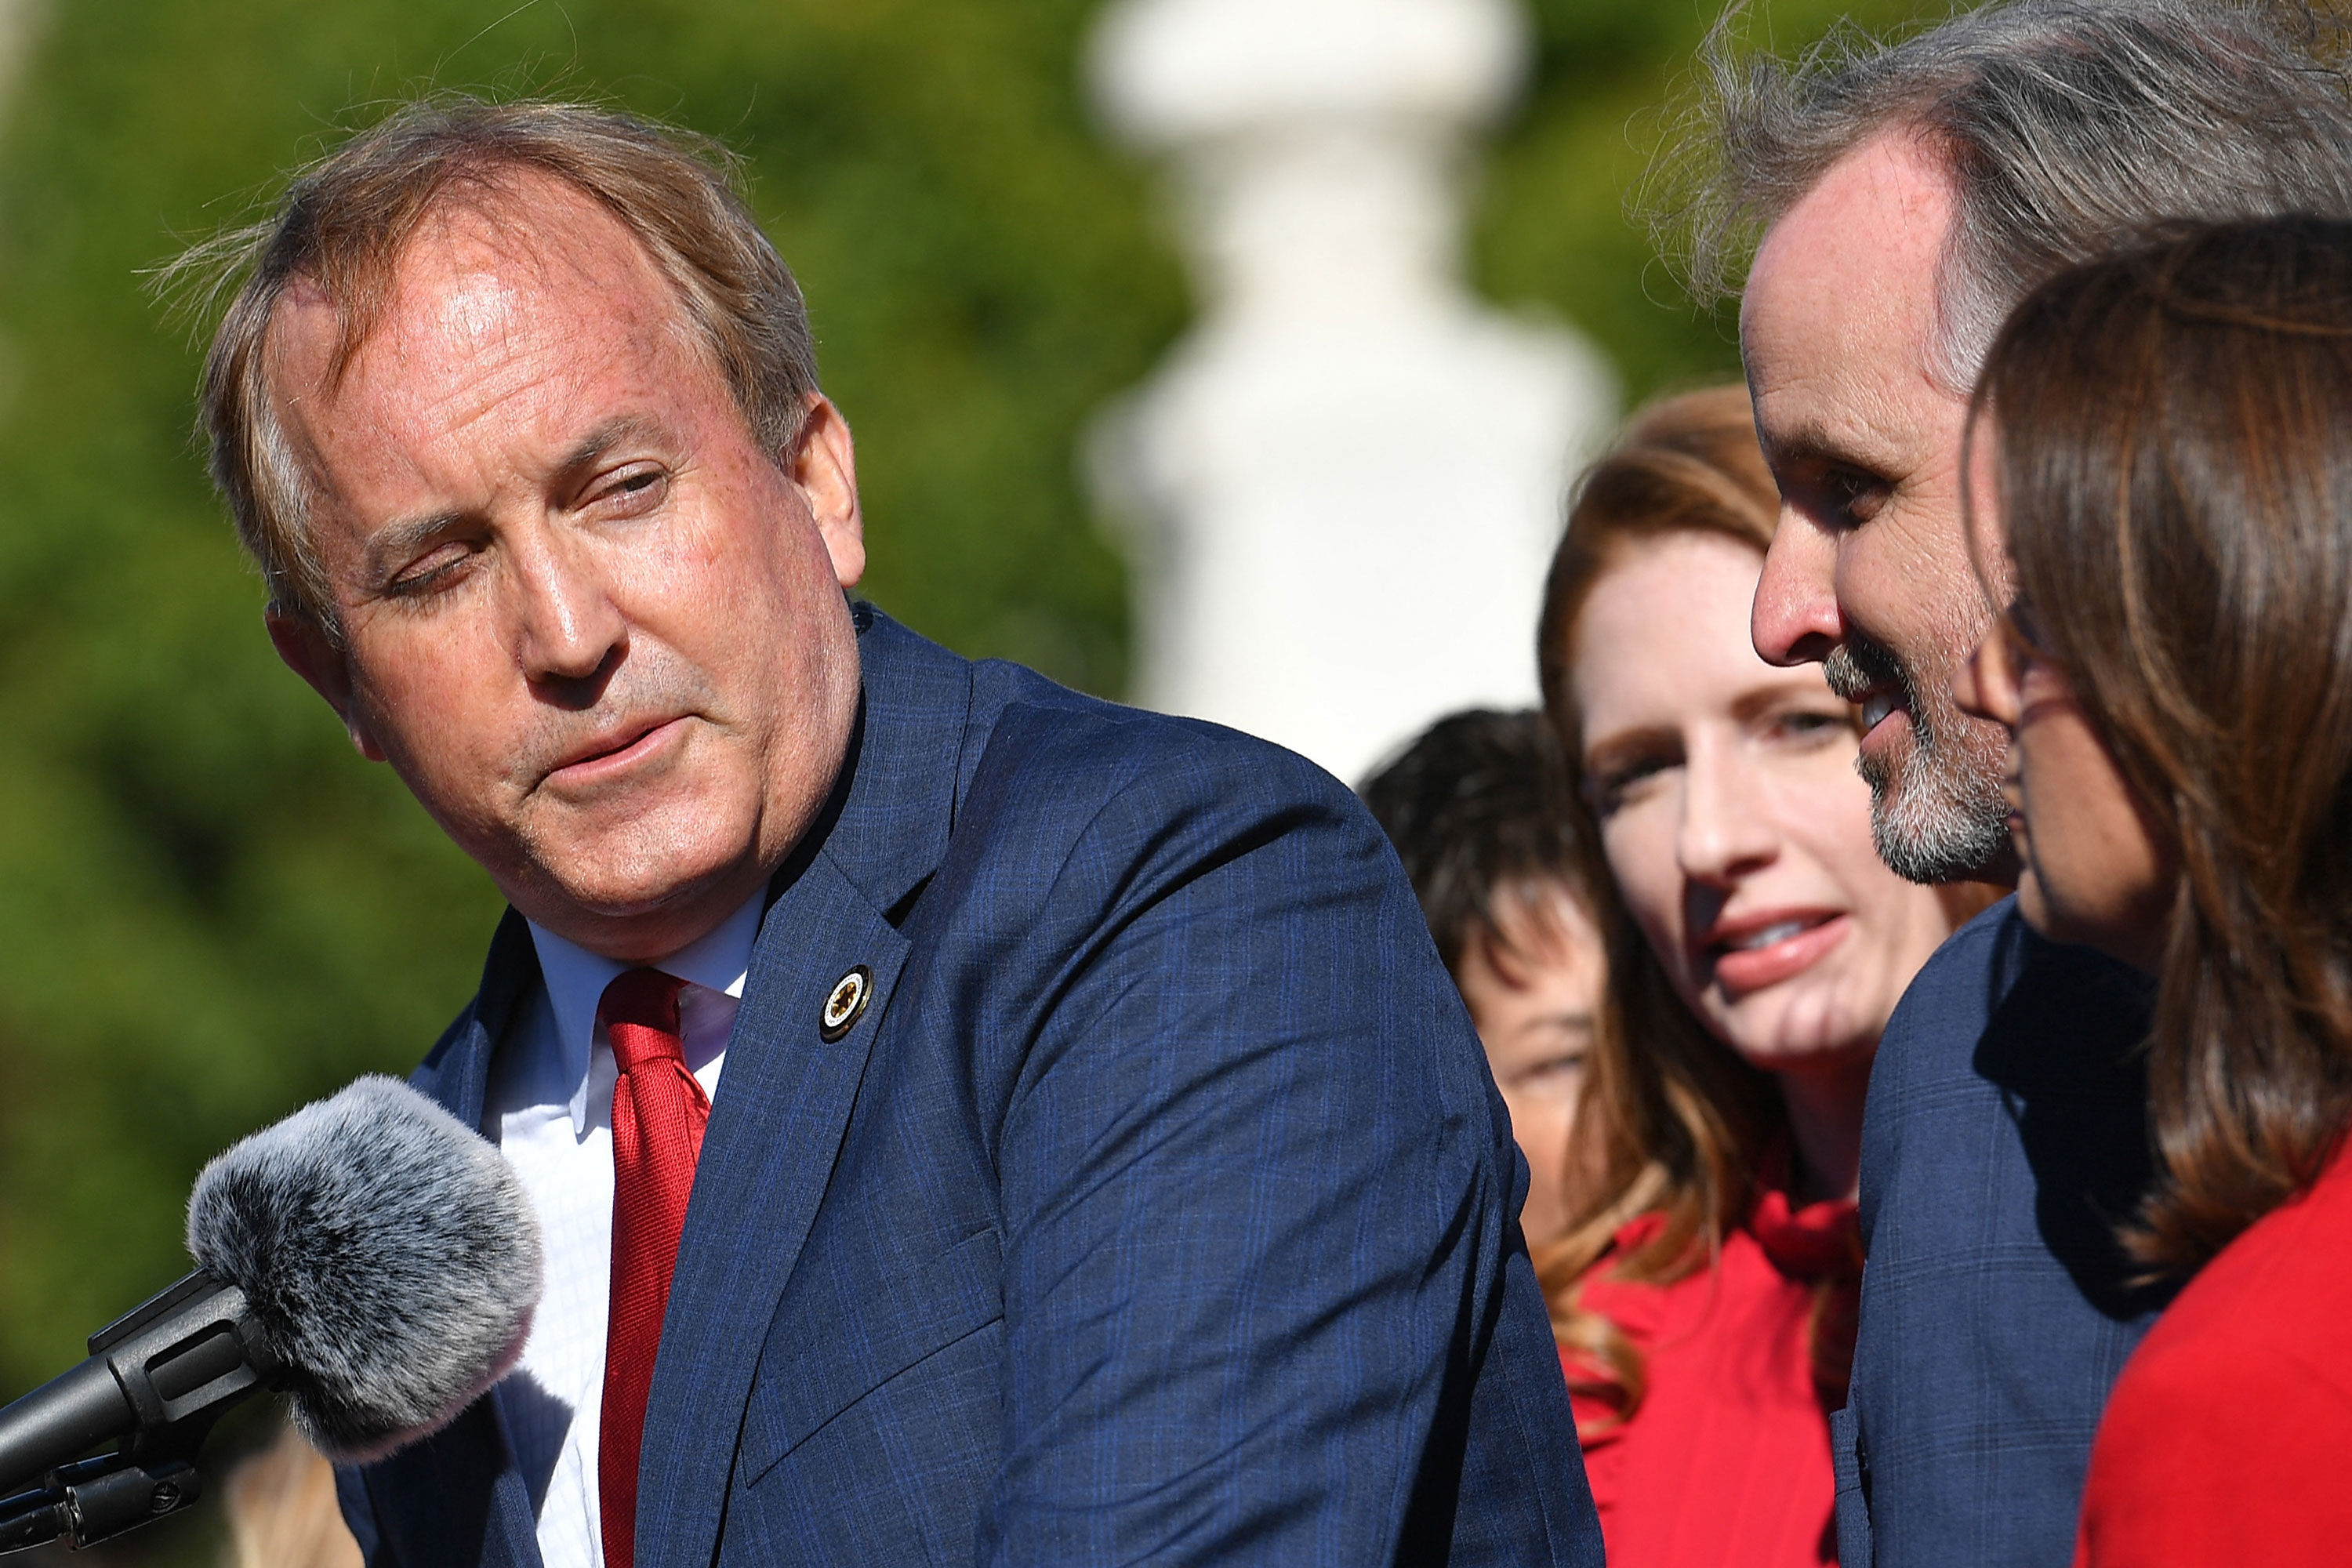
top-left (485, 893), bottom-right (764, 1568)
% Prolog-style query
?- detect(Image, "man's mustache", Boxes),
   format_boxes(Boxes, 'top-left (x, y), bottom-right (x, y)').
top-left (1824, 634), bottom-right (1911, 709)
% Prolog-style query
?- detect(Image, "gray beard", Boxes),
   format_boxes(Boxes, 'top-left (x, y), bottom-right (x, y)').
top-left (1825, 637), bottom-right (2010, 885)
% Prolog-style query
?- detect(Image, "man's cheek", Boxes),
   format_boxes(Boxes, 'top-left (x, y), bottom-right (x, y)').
top-left (1833, 540), bottom-right (1909, 648)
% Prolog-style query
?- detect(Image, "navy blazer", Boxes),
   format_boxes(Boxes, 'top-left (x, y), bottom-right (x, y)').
top-left (1832, 898), bottom-right (2166, 1568)
top-left (336, 607), bottom-right (1602, 1568)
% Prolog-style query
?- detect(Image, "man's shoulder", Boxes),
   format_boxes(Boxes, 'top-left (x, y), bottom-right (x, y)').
top-left (855, 608), bottom-right (1382, 937)
top-left (1877, 895), bottom-right (2149, 1078)
top-left (982, 679), bottom-right (1343, 814)
top-left (955, 680), bottom-right (1372, 918)
top-left (1879, 896), bottom-right (2029, 1043)
top-left (858, 604), bottom-right (1348, 824)
top-left (1859, 895), bottom-right (2156, 1271)
top-left (938, 668), bottom-right (1356, 842)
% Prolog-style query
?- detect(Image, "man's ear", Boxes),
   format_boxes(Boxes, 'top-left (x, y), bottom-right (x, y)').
top-left (266, 607), bottom-right (387, 763)
top-left (789, 394), bottom-right (866, 589)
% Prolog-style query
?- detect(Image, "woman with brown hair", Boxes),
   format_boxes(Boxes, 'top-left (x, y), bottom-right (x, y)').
top-left (1536, 387), bottom-right (1976, 1567)
top-left (1954, 215), bottom-right (2352, 1567)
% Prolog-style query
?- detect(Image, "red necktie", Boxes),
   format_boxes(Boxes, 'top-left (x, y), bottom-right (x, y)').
top-left (599, 967), bottom-right (706, 1568)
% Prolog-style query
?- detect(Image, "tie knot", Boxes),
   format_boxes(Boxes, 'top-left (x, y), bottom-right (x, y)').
top-left (600, 967), bottom-right (687, 1071)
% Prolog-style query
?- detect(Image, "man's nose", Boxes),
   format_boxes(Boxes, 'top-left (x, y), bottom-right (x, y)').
top-left (1676, 740), bottom-right (1778, 887)
top-left (510, 531), bottom-right (626, 693)
top-left (1752, 505), bottom-right (1844, 667)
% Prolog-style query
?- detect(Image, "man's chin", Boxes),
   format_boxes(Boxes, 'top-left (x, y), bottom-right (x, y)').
top-left (506, 837), bottom-right (766, 959)
top-left (1868, 775), bottom-right (2013, 887)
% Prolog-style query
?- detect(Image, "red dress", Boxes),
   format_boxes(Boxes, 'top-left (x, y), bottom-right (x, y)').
top-left (1564, 1191), bottom-right (1861, 1568)
top-left (2074, 1142), bottom-right (2352, 1567)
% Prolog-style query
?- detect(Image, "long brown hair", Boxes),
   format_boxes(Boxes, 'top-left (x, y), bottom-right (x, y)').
top-left (1532, 386), bottom-right (1804, 1425)
top-left (1972, 216), bottom-right (2352, 1276)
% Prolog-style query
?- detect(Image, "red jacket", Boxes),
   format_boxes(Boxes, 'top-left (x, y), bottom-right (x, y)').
top-left (1565, 1190), bottom-right (1861, 1568)
top-left (2074, 1140), bottom-right (2352, 1566)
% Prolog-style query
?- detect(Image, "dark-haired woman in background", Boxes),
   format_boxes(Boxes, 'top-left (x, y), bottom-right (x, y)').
top-left (1955, 216), bottom-right (2352, 1567)
top-left (1363, 708), bottom-right (1604, 1254)
top-left (1537, 387), bottom-right (1980, 1567)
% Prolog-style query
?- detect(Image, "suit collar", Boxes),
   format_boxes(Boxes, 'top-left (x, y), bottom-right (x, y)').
top-left (634, 851), bottom-right (914, 1568)
top-left (368, 910), bottom-right (546, 1568)
top-left (815, 602), bottom-right (975, 919)
top-left (354, 1393), bottom-right (544, 1568)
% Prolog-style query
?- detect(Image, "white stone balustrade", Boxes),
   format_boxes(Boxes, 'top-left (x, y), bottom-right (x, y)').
top-left (1087, 0), bottom-right (1614, 784)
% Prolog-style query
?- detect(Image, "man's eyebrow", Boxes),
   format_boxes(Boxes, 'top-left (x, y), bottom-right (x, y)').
top-left (1755, 410), bottom-right (1903, 477)
top-left (555, 415), bottom-right (667, 481)
top-left (361, 510), bottom-right (471, 585)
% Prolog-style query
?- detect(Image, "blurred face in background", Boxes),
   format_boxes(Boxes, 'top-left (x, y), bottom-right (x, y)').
top-left (1570, 529), bottom-right (1955, 1076)
top-left (1454, 882), bottom-right (1603, 1250)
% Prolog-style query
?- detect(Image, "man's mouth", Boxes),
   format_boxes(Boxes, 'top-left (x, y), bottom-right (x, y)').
top-left (543, 714), bottom-right (689, 788)
top-left (1825, 637), bottom-right (1917, 744)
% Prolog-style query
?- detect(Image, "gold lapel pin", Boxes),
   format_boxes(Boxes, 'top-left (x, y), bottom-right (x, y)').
top-left (820, 964), bottom-right (873, 1042)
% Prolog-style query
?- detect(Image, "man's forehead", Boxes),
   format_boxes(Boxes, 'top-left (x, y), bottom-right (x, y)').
top-left (1740, 132), bottom-right (1957, 466)
top-left (270, 195), bottom-right (691, 464)
top-left (270, 176), bottom-right (672, 399)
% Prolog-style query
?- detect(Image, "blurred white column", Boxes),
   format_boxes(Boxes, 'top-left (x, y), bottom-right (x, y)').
top-left (1086, 0), bottom-right (1614, 785)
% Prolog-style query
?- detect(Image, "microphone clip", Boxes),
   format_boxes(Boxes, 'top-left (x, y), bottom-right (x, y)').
top-left (0, 1452), bottom-right (203, 1555)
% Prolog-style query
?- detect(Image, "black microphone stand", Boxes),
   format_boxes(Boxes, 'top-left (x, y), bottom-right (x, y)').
top-left (0, 1272), bottom-right (279, 1554)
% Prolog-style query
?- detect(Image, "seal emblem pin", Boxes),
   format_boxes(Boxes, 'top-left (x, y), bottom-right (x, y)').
top-left (820, 965), bottom-right (873, 1042)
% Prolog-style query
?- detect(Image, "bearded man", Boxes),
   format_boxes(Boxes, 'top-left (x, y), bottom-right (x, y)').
top-left (1679, 2), bottom-right (2352, 1563)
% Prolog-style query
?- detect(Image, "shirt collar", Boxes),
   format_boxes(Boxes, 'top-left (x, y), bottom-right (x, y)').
top-left (525, 891), bottom-right (765, 1134)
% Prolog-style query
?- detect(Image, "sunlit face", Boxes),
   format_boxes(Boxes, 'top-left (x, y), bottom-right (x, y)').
top-left (1742, 132), bottom-right (2014, 886)
top-left (1570, 531), bottom-right (1955, 1073)
top-left (1955, 441), bottom-right (2176, 970)
top-left (1454, 884), bottom-right (1602, 1251)
top-left (265, 175), bottom-right (866, 962)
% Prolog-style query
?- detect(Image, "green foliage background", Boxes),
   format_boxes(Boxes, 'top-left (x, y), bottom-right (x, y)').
top-left (0, 0), bottom-right (1917, 1559)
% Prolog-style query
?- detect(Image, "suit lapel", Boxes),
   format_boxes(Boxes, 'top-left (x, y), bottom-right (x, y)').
top-left (633, 855), bottom-right (910, 1568)
top-left (633, 611), bottom-right (973, 1568)
top-left (368, 909), bottom-right (545, 1568)
top-left (410, 906), bottom-right (539, 1133)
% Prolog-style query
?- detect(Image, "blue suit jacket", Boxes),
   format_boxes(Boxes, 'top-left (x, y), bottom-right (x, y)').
top-left (1833, 898), bottom-right (2166, 1567)
top-left (337, 607), bottom-right (1602, 1567)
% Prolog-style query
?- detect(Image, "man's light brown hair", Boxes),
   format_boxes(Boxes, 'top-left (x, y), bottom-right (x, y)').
top-left (170, 97), bottom-right (820, 637)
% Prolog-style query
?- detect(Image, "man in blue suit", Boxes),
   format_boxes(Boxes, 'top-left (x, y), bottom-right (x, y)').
top-left (1689, 2), bottom-right (2352, 1564)
top-left (187, 99), bottom-right (1599, 1567)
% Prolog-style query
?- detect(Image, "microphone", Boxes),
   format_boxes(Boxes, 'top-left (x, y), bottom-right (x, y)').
top-left (0, 1076), bottom-right (542, 1552)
